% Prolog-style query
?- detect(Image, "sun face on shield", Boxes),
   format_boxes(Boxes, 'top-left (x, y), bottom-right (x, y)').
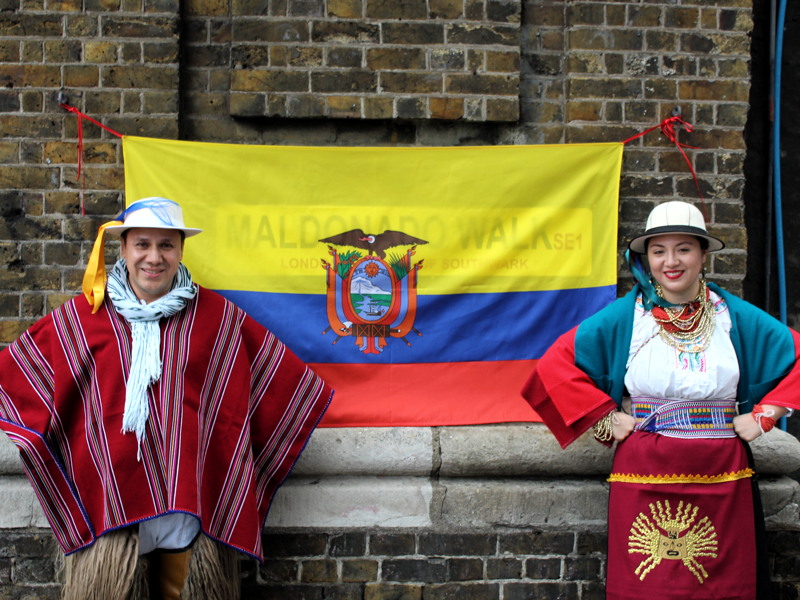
top-left (628, 499), bottom-right (718, 584)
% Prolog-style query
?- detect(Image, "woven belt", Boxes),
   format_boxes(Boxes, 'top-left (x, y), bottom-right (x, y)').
top-left (631, 398), bottom-right (737, 438)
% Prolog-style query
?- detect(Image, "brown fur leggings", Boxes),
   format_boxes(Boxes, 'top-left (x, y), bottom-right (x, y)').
top-left (60, 529), bottom-right (241, 600)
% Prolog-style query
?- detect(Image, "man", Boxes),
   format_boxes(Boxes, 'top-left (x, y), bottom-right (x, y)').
top-left (0, 197), bottom-right (333, 599)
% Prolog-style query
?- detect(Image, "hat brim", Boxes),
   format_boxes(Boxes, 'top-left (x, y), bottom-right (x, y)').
top-left (104, 225), bottom-right (203, 238)
top-left (628, 225), bottom-right (724, 254)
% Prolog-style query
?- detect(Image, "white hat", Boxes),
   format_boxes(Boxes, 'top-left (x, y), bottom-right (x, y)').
top-left (104, 197), bottom-right (202, 237)
top-left (628, 201), bottom-right (724, 254)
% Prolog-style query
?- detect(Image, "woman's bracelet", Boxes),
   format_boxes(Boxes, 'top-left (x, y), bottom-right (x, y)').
top-left (592, 411), bottom-right (616, 442)
top-left (751, 404), bottom-right (776, 434)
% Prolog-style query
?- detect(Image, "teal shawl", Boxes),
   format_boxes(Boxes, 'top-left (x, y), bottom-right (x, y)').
top-left (574, 283), bottom-right (796, 413)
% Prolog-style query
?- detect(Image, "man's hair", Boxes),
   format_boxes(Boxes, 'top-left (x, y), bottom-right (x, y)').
top-left (120, 229), bottom-right (186, 243)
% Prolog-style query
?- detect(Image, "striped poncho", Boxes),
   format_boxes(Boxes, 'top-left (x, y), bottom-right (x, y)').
top-left (0, 286), bottom-right (332, 560)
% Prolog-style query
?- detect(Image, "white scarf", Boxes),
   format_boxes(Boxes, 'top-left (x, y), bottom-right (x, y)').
top-left (107, 259), bottom-right (197, 455)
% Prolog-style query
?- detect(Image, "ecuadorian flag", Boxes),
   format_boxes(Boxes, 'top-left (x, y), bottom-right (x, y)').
top-left (123, 136), bottom-right (623, 427)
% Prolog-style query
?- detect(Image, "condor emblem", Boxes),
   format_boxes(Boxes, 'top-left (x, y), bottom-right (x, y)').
top-left (319, 229), bottom-right (426, 354)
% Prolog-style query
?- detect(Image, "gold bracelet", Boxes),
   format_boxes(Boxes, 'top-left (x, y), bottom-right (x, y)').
top-left (592, 411), bottom-right (615, 442)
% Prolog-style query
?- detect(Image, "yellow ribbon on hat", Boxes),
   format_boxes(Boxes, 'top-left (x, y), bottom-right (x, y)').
top-left (82, 220), bottom-right (123, 313)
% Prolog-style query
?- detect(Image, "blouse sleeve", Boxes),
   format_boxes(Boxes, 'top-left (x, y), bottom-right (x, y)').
top-left (756, 328), bottom-right (800, 412)
top-left (521, 327), bottom-right (616, 449)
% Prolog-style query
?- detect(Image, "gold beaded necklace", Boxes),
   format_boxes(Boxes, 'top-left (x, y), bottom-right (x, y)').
top-left (651, 279), bottom-right (715, 353)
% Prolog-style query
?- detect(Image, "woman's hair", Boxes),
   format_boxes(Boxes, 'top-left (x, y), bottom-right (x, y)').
top-left (644, 235), bottom-right (709, 252)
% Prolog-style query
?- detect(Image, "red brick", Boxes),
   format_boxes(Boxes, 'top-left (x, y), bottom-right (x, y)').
top-left (366, 48), bottom-right (426, 70)
top-left (326, 95), bottom-right (360, 118)
top-left (380, 72), bottom-right (441, 94)
top-left (366, 0), bottom-right (427, 20)
top-left (231, 69), bottom-right (309, 93)
top-left (429, 97), bottom-right (463, 120)
top-left (446, 73), bottom-right (518, 95)
top-left (429, 0), bottom-right (461, 19)
top-left (328, 0), bottom-right (361, 18)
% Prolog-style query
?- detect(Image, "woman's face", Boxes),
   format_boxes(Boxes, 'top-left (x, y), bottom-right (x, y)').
top-left (646, 234), bottom-right (707, 304)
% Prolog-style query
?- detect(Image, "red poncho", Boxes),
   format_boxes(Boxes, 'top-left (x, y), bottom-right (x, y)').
top-left (0, 287), bottom-right (332, 560)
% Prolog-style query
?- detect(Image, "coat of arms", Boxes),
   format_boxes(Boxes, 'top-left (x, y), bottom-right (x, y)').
top-left (319, 229), bottom-right (426, 354)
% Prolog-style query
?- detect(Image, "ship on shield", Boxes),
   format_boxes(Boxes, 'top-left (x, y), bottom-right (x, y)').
top-left (319, 229), bottom-right (426, 355)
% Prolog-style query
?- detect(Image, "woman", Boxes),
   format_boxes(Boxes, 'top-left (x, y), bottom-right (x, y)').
top-left (522, 201), bottom-right (800, 600)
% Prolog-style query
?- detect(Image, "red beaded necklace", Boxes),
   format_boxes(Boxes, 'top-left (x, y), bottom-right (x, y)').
top-left (650, 280), bottom-right (715, 351)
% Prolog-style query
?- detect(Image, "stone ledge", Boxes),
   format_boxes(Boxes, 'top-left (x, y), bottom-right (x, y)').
top-left (440, 424), bottom-right (800, 476)
top-left (292, 427), bottom-right (434, 476)
top-left (0, 473), bottom-right (796, 533)
top-left (282, 422), bottom-right (800, 477)
top-left (0, 477), bottom-right (51, 529)
top-left (1, 425), bottom-right (798, 477)
top-left (266, 476), bottom-right (434, 529)
top-left (436, 478), bottom-right (609, 530)
top-left (438, 424), bottom-right (614, 476)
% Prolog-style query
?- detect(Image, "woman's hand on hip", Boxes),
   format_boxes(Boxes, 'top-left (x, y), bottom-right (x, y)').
top-left (734, 404), bottom-right (788, 441)
top-left (733, 413), bottom-right (763, 441)
top-left (612, 411), bottom-right (636, 441)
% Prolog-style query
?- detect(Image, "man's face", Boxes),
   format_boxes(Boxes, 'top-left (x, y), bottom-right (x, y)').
top-left (120, 227), bottom-right (184, 304)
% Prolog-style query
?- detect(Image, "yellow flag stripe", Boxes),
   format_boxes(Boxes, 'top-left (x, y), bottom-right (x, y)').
top-left (123, 136), bottom-right (623, 295)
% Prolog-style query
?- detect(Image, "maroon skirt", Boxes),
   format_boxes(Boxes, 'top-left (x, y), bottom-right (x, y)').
top-left (606, 432), bottom-right (757, 600)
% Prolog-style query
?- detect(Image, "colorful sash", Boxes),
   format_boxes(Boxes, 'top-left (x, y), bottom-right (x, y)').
top-left (632, 398), bottom-right (736, 438)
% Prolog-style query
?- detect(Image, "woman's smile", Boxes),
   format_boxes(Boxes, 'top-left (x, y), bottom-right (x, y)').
top-left (646, 234), bottom-right (707, 304)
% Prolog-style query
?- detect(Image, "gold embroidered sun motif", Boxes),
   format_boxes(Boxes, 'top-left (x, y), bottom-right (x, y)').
top-left (628, 499), bottom-right (718, 583)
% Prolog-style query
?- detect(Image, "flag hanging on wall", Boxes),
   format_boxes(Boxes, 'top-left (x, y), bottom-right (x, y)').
top-left (123, 136), bottom-right (623, 427)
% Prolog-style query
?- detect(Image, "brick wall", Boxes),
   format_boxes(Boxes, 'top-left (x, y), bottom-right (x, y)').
top-left (225, 0), bottom-right (522, 122)
top-left (252, 529), bottom-right (800, 599)
top-left (249, 529), bottom-right (608, 599)
top-left (2, 528), bottom-right (800, 598)
top-left (0, 0), bottom-right (756, 344)
top-left (2, 0), bottom-right (795, 598)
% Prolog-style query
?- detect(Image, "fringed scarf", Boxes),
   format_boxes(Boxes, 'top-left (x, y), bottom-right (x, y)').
top-left (107, 260), bottom-right (197, 455)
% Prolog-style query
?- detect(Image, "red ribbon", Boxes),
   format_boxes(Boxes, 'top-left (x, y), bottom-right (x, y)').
top-left (58, 103), bottom-right (123, 216)
top-left (622, 115), bottom-right (706, 214)
top-left (59, 105), bottom-right (707, 220)
top-left (751, 403), bottom-right (776, 433)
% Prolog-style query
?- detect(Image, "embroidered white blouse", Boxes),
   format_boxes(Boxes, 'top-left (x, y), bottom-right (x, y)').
top-left (624, 290), bottom-right (740, 403)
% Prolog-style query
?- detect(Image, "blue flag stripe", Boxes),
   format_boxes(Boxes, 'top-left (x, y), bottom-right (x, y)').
top-left (218, 286), bottom-right (616, 365)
